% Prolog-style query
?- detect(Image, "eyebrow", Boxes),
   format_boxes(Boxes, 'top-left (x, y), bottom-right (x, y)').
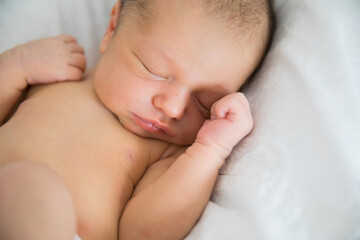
top-left (138, 39), bottom-right (177, 69)
top-left (136, 38), bottom-right (239, 93)
top-left (144, 39), bottom-right (172, 59)
top-left (135, 39), bottom-right (183, 79)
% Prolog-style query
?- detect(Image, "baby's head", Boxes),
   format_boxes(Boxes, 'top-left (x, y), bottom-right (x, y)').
top-left (94, 0), bottom-right (273, 145)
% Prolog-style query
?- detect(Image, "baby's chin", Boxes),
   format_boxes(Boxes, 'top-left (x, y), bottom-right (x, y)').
top-left (146, 133), bottom-right (195, 146)
top-left (167, 137), bottom-right (195, 146)
top-left (143, 131), bottom-right (196, 146)
top-left (116, 113), bottom-right (198, 146)
top-left (169, 132), bottom-right (198, 146)
top-left (119, 119), bottom-right (193, 146)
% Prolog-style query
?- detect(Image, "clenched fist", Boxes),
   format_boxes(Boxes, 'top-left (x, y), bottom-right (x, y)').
top-left (195, 92), bottom-right (253, 160)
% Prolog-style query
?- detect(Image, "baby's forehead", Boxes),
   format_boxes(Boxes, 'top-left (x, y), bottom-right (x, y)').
top-left (119, 0), bottom-right (270, 90)
top-left (141, 0), bottom-right (270, 53)
top-left (125, 0), bottom-right (271, 34)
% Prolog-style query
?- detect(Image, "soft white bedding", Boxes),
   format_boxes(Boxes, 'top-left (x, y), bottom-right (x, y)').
top-left (0, 0), bottom-right (114, 68)
top-left (1, 0), bottom-right (359, 239)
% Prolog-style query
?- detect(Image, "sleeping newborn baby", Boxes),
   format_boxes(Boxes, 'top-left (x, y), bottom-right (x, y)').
top-left (0, 0), bottom-right (273, 239)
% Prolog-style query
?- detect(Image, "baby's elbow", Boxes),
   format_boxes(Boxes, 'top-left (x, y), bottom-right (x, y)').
top-left (119, 220), bottom-right (159, 240)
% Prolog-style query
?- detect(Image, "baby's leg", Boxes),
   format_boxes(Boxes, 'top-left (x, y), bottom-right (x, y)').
top-left (0, 161), bottom-right (76, 240)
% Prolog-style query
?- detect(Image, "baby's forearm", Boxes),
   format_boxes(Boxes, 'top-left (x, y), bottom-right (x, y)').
top-left (119, 142), bottom-right (224, 240)
top-left (0, 35), bottom-right (86, 124)
top-left (0, 47), bottom-right (28, 123)
top-left (119, 92), bottom-right (253, 240)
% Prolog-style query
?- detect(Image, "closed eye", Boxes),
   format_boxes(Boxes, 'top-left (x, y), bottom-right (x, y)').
top-left (133, 51), bottom-right (168, 81)
top-left (195, 96), bottom-right (210, 118)
top-left (141, 61), bottom-right (168, 81)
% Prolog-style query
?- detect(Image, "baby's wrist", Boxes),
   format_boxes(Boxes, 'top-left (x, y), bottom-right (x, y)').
top-left (14, 43), bottom-right (35, 86)
top-left (0, 46), bottom-right (28, 90)
top-left (196, 136), bottom-right (233, 158)
top-left (187, 140), bottom-right (229, 171)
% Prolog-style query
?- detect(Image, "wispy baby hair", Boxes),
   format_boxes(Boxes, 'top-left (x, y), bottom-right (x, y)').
top-left (119, 0), bottom-right (274, 46)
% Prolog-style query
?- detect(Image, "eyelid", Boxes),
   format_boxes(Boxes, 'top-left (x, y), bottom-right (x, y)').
top-left (133, 51), bottom-right (168, 81)
top-left (195, 96), bottom-right (211, 117)
top-left (142, 61), bottom-right (167, 80)
top-left (151, 74), bottom-right (167, 81)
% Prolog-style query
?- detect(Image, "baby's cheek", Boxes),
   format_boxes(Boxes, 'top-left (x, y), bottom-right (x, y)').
top-left (94, 79), bottom-right (118, 112)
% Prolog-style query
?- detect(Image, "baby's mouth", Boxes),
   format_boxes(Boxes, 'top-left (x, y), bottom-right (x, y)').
top-left (131, 113), bottom-right (173, 137)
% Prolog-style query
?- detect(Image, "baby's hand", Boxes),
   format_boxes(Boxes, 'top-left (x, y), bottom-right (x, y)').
top-left (18, 35), bottom-right (86, 85)
top-left (195, 92), bottom-right (254, 160)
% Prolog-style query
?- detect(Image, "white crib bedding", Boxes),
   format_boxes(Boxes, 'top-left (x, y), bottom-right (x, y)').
top-left (188, 0), bottom-right (360, 239)
top-left (1, 0), bottom-right (359, 239)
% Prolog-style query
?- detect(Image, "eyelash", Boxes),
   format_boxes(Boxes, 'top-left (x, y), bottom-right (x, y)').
top-left (133, 52), bottom-right (212, 117)
top-left (140, 60), bottom-right (167, 81)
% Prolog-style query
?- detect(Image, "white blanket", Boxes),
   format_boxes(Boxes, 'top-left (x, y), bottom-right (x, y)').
top-left (188, 0), bottom-right (360, 239)
top-left (1, 0), bottom-right (359, 239)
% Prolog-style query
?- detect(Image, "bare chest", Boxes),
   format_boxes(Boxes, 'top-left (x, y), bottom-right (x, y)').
top-left (0, 80), bottom-right (169, 239)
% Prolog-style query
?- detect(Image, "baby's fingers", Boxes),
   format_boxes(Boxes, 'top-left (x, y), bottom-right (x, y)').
top-left (68, 53), bottom-right (87, 72)
top-left (211, 93), bottom-right (253, 132)
top-left (57, 66), bottom-right (84, 82)
top-left (67, 42), bottom-right (85, 54)
top-left (211, 93), bottom-right (248, 119)
top-left (59, 34), bottom-right (78, 43)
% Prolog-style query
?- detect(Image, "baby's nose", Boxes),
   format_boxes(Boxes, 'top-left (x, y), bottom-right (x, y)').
top-left (153, 88), bottom-right (189, 120)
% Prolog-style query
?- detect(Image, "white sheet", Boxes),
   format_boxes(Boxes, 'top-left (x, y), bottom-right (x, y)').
top-left (1, 0), bottom-right (359, 239)
top-left (0, 0), bottom-right (114, 68)
top-left (188, 0), bottom-right (360, 239)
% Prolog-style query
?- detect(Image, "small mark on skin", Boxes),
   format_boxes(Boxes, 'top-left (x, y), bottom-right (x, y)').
top-left (127, 151), bottom-right (135, 164)
top-left (124, 150), bottom-right (136, 188)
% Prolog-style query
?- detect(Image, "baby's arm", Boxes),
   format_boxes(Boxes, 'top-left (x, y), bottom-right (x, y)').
top-left (0, 35), bottom-right (86, 123)
top-left (119, 93), bottom-right (253, 240)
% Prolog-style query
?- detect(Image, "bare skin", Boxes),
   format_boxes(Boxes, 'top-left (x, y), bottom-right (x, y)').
top-left (0, 1), bottom-right (263, 239)
top-left (0, 73), bottom-right (175, 239)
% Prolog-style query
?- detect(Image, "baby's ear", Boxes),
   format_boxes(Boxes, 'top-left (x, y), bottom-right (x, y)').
top-left (100, 0), bottom-right (122, 53)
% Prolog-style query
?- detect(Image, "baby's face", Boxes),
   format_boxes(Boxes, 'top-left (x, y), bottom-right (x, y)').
top-left (94, 1), bottom-right (262, 145)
